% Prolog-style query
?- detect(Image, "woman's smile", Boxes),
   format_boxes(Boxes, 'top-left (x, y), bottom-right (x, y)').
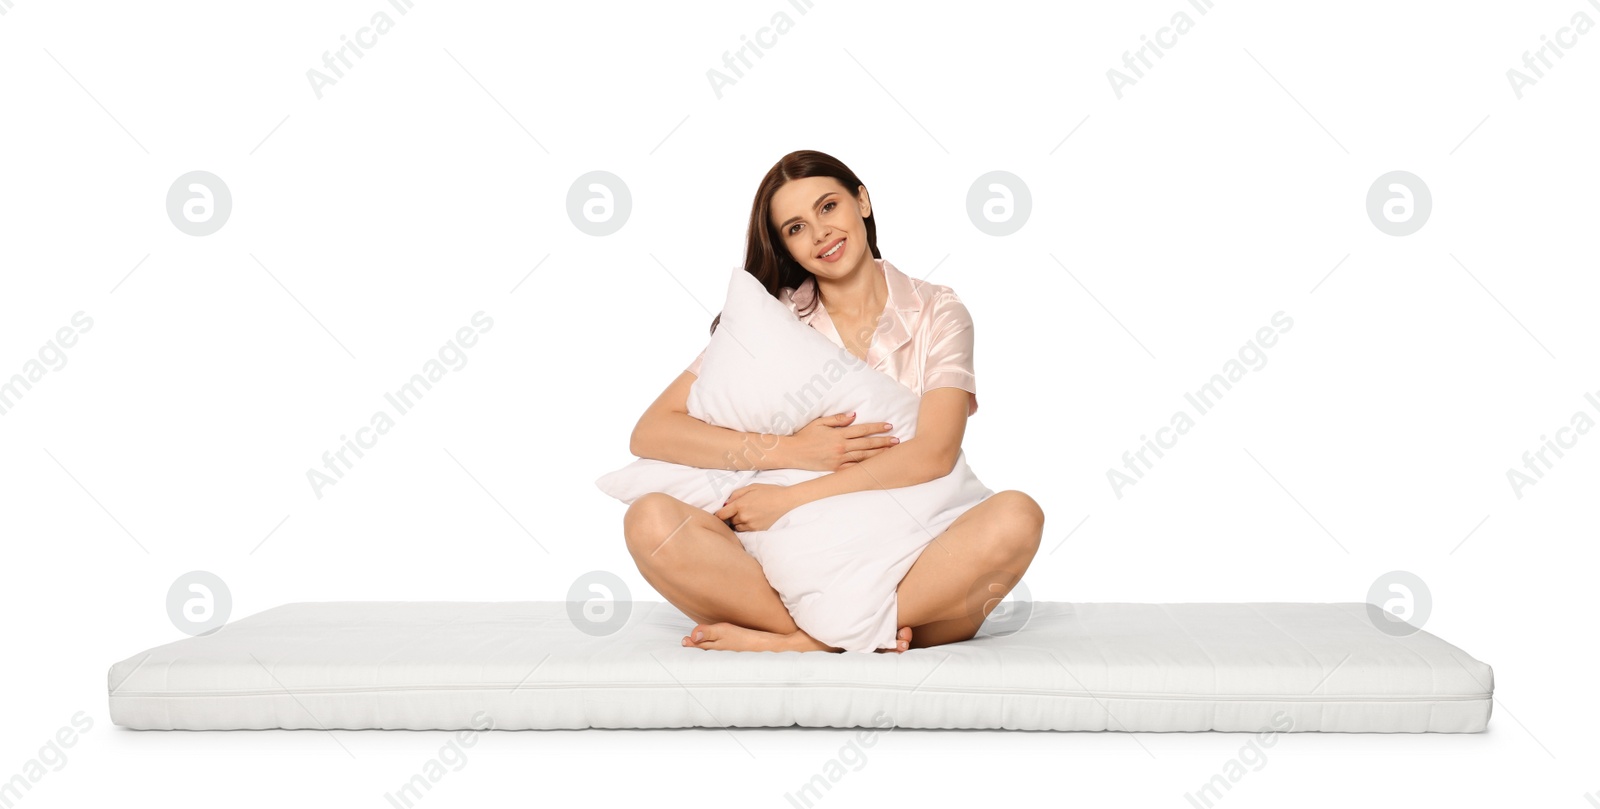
top-left (817, 236), bottom-right (847, 262)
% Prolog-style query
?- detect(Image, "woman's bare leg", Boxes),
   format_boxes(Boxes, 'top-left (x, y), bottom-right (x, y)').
top-left (894, 490), bottom-right (1045, 649)
top-left (623, 492), bottom-right (799, 633)
top-left (681, 490), bottom-right (1042, 652)
top-left (624, 493), bottom-right (901, 652)
top-left (630, 492), bottom-right (915, 658)
top-left (626, 489), bottom-right (1041, 653)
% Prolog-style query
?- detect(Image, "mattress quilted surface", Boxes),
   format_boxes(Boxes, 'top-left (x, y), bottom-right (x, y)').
top-left (107, 601), bottom-right (1493, 733)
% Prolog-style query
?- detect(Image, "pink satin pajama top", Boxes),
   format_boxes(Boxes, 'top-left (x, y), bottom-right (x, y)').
top-left (686, 257), bottom-right (979, 417)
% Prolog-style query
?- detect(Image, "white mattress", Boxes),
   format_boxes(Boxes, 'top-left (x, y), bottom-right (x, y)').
top-left (107, 601), bottom-right (1493, 733)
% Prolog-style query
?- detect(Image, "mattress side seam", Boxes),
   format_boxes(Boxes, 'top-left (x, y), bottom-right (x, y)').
top-left (107, 684), bottom-right (1495, 702)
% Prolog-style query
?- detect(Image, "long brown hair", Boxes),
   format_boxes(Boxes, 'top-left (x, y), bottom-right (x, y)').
top-left (708, 150), bottom-right (881, 335)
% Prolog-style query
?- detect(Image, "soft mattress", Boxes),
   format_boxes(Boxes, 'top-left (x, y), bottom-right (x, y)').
top-left (107, 601), bottom-right (1493, 733)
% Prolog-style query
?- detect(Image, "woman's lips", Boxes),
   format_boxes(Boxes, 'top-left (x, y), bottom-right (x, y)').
top-left (818, 238), bottom-right (846, 262)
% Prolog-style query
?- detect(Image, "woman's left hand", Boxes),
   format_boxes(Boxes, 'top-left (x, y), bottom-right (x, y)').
top-left (714, 483), bottom-right (799, 533)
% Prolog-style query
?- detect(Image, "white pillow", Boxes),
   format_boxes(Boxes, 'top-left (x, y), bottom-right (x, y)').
top-left (594, 459), bottom-right (756, 513)
top-left (595, 265), bottom-right (921, 511)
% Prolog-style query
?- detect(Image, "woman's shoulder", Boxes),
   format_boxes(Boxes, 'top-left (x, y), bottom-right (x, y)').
top-left (887, 258), bottom-right (967, 317)
top-left (913, 280), bottom-right (973, 331)
top-left (919, 280), bottom-right (966, 306)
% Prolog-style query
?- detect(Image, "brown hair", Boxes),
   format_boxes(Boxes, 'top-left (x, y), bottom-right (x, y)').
top-left (708, 150), bottom-right (881, 335)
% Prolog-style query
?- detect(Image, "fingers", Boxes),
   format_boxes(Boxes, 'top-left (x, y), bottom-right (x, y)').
top-left (829, 411), bottom-right (856, 425)
top-left (714, 502), bottom-right (743, 531)
top-left (843, 436), bottom-right (898, 453)
top-left (843, 422), bottom-right (894, 438)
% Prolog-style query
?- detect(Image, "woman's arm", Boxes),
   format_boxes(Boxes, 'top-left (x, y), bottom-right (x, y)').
top-left (630, 371), bottom-right (794, 471)
top-left (784, 386), bottom-right (970, 505)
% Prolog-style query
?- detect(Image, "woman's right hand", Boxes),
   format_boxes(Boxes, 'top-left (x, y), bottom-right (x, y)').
top-left (782, 411), bottom-right (899, 471)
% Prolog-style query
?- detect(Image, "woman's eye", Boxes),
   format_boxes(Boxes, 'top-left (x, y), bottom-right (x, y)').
top-left (788, 201), bottom-right (837, 235)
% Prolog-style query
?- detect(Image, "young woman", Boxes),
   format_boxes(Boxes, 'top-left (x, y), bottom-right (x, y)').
top-left (625, 150), bottom-right (1044, 653)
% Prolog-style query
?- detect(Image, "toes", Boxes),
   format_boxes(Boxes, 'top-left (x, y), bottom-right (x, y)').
top-left (682, 625), bottom-right (705, 648)
top-left (877, 627), bottom-right (913, 653)
top-left (683, 623), bottom-right (725, 650)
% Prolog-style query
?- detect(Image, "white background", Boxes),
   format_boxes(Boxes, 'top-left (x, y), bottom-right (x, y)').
top-left (2, 0), bottom-right (1595, 806)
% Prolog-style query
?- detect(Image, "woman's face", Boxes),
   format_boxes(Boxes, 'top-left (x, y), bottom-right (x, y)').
top-left (770, 176), bottom-right (869, 280)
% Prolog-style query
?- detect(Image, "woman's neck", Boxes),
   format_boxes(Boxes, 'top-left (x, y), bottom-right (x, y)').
top-left (813, 257), bottom-right (886, 321)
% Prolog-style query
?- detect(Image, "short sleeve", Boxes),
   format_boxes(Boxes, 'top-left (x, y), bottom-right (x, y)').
top-left (922, 293), bottom-right (978, 416)
top-left (686, 345), bottom-right (707, 376)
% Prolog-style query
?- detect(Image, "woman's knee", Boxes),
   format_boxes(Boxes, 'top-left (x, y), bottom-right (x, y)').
top-left (988, 490), bottom-right (1045, 558)
top-left (623, 493), bottom-right (692, 561)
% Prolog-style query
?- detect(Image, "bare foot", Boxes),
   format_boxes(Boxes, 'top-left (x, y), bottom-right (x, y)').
top-left (682, 622), bottom-right (835, 652)
top-left (875, 626), bottom-right (913, 654)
